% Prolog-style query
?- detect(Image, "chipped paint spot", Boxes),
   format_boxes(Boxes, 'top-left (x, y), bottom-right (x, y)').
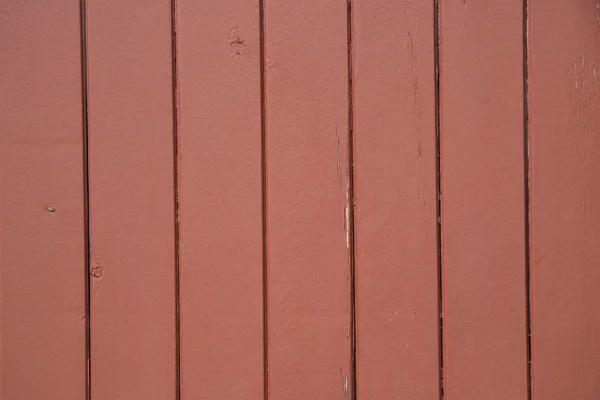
top-left (90, 262), bottom-right (103, 278)
top-left (229, 36), bottom-right (245, 57)
top-left (343, 375), bottom-right (349, 400)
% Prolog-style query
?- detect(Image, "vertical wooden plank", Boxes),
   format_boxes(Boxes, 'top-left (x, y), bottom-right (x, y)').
top-left (440, 1), bottom-right (528, 398)
top-left (529, 2), bottom-right (600, 399)
top-left (265, 0), bottom-right (352, 398)
top-left (0, 1), bottom-right (86, 398)
top-left (353, 0), bottom-right (439, 398)
top-left (86, 1), bottom-right (176, 398)
top-left (177, 1), bottom-right (263, 398)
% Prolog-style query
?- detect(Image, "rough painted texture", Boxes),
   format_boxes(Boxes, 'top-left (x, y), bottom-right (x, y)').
top-left (440, 1), bottom-right (528, 398)
top-left (530, 2), bottom-right (600, 399)
top-left (178, 1), bottom-right (264, 398)
top-left (5, 2), bottom-right (600, 399)
top-left (265, 0), bottom-right (353, 398)
top-left (86, 1), bottom-right (177, 398)
top-left (353, 0), bottom-right (439, 398)
top-left (0, 1), bottom-right (86, 398)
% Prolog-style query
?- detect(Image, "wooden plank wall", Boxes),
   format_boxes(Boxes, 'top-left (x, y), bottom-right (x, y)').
top-left (1, 1), bottom-right (600, 399)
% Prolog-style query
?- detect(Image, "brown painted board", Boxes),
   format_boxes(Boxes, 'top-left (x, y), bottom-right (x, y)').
top-left (440, 1), bottom-right (528, 399)
top-left (529, 2), bottom-right (600, 399)
top-left (0, 1), bottom-right (86, 398)
top-left (353, 0), bottom-right (439, 398)
top-left (86, 1), bottom-right (176, 399)
top-left (265, 0), bottom-right (352, 398)
top-left (177, 1), bottom-right (264, 398)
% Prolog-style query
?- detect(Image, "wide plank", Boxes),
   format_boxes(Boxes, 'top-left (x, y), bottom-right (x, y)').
top-left (177, 1), bottom-right (264, 398)
top-left (0, 1), bottom-right (86, 398)
top-left (86, 1), bottom-right (177, 398)
top-left (529, 1), bottom-right (600, 398)
top-left (265, 0), bottom-right (353, 397)
top-left (440, 1), bottom-right (528, 398)
top-left (353, 0), bottom-right (439, 398)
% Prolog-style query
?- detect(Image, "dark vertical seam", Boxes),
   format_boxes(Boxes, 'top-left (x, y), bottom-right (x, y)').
top-left (346, 1), bottom-right (357, 399)
top-left (523, 0), bottom-right (532, 398)
top-left (170, 1), bottom-right (181, 399)
top-left (79, 1), bottom-right (91, 399)
top-left (259, 0), bottom-right (269, 399)
top-left (434, 0), bottom-right (444, 399)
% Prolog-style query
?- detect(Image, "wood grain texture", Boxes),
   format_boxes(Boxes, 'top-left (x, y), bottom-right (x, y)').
top-left (86, 1), bottom-right (176, 398)
top-left (0, 1), bottom-right (86, 398)
top-left (353, 0), bottom-right (439, 398)
top-left (265, 0), bottom-right (352, 398)
top-left (529, 2), bottom-right (600, 399)
top-left (440, 1), bottom-right (528, 398)
top-left (177, 1), bottom-right (264, 398)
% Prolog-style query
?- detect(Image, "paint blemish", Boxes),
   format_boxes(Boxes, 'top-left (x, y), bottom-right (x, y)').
top-left (406, 30), bottom-right (423, 137)
top-left (344, 183), bottom-right (350, 250)
top-left (90, 262), bottom-right (103, 278)
top-left (567, 53), bottom-right (599, 222)
top-left (342, 375), bottom-right (349, 400)
top-left (336, 126), bottom-right (341, 181)
top-left (227, 7), bottom-right (245, 60)
top-left (229, 36), bottom-right (245, 57)
top-left (45, 206), bottom-right (56, 212)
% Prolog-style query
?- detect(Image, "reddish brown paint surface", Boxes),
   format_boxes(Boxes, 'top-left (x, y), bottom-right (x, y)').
top-left (177, 1), bottom-right (264, 398)
top-left (530, 2), bottom-right (600, 399)
top-left (0, 1), bottom-right (86, 398)
top-left (5, 2), bottom-right (600, 399)
top-left (265, 0), bottom-right (353, 398)
top-left (353, 0), bottom-right (439, 398)
top-left (86, 1), bottom-right (176, 398)
top-left (440, 1), bottom-right (528, 398)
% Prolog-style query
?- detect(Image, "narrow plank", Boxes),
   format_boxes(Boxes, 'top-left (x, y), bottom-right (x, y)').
top-left (265, 0), bottom-right (352, 398)
top-left (86, 1), bottom-right (176, 398)
top-left (440, 1), bottom-right (528, 398)
top-left (0, 1), bottom-right (86, 398)
top-left (353, 0), bottom-right (439, 398)
top-left (177, 1), bottom-right (264, 398)
top-left (529, 2), bottom-right (600, 399)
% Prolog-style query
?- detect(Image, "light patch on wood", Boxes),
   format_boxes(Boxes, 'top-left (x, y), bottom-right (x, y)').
top-left (345, 176), bottom-right (351, 250)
